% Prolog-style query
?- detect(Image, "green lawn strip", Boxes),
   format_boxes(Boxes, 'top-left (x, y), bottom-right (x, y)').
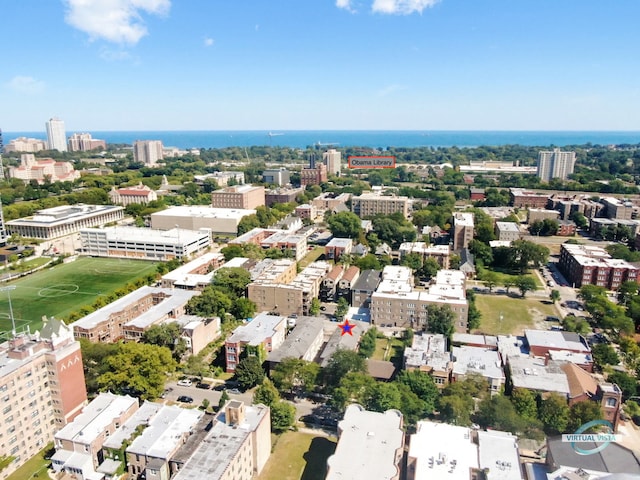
top-left (0, 257), bottom-right (159, 333)
top-left (473, 294), bottom-right (556, 335)
top-left (258, 431), bottom-right (336, 480)
top-left (298, 247), bottom-right (325, 269)
top-left (372, 337), bottom-right (389, 361)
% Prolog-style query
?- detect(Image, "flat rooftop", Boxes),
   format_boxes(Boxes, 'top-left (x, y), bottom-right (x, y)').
top-left (496, 221), bottom-right (520, 232)
top-left (83, 226), bottom-right (209, 245)
top-left (266, 316), bottom-right (324, 363)
top-left (352, 269), bottom-right (382, 292)
top-left (151, 205), bottom-right (256, 220)
top-left (327, 405), bottom-right (404, 480)
top-left (524, 329), bottom-right (590, 354)
top-left (103, 401), bottom-right (163, 450)
top-left (454, 212), bottom-right (474, 227)
top-left (478, 430), bottom-right (523, 480)
top-left (452, 346), bottom-right (504, 381)
top-left (508, 357), bottom-right (570, 395)
top-left (7, 204), bottom-right (123, 227)
top-left (227, 313), bottom-right (286, 346)
top-left (326, 237), bottom-right (353, 248)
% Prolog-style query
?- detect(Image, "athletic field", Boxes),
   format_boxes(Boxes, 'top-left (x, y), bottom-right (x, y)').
top-left (0, 257), bottom-right (160, 335)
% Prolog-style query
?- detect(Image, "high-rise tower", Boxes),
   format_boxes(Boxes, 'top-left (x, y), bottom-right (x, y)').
top-left (0, 130), bottom-right (7, 246)
top-left (537, 148), bottom-right (576, 182)
top-left (323, 149), bottom-right (342, 176)
top-left (46, 117), bottom-right (68, 152)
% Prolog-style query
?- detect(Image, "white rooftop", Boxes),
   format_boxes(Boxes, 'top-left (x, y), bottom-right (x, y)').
top-left (496, 221), bottom-right (520, 233)
top-left (103, 401), bottom-right (163, 450)
top-left (227, 312), bottom-right (286, 346)
top-left (452, 346), bottom-right (505, 381)
top-left (327, 405), bottom-right (404, 480)
top-left (454, 212), bottom-right (474, 227)
top-left (409, 421), bottom-right (479, 480)
top-left (326, 237), bottom-right (353, 248)
top-left (84, 226), bottom-right (209, 245)
top-left (524, 329), bottom-right (590, 354)
top-left (508, 356), bottom-right (570, 395)
top-left (161, 251), bottom-right (225, 286)
top-left (478, 430), bottom-right (523, 480)
top-left (151, 205), bottom-right (256, 220)
top-left (404, 333), bottom-right (451, 371)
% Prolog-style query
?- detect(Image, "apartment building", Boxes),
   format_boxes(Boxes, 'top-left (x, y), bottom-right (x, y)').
top-left (108, 182), bottom-right (158, 206)
top-left (558, 243), bottom-right (639, 290)
top-left (247, 260), bottom-right (331, 316)
top-left (323, 149), bottom-right (342, 176)
top-left (325, 237), bottom-right (353, 261)
top-left (351, 192), bottom-right (410, 218)
top-left (371, 267), bottom-right (469, 332)
top-left (6, 204), bottom-right (124, 240)
top-left (80, 226), bottom-right (211, 261)
top-left (266, 316), bottom-right (325, 368)
top-left (265, 187), bottom-right (305, 206)
top-left (133, 140), bottom-right (163, 166)
top-left (67, 133), bottom-right (106, 152)
top-left (399, 242), bottom-right (450, 269)
top-left (71, 286), bottom-right (199, 343)
top-left (224, 313), bottom-right (287, 372)
top-left (52, 393), bottom-right (139, 477)
top-left (527, 208), bottom-right (560, 224)
top-left (351, 269), bottom-right (382, 308)
top-left (193, 171), bottom-right (245, 187)
top-left (0, 318), bottom-right (88, 479)
top-left (495, 221), bottom-right (521, 242)
top-left (46, 117), bottom-right (67, 152)
top-left (311, 192), bottom-right (350, 211)
top-left (295, 203), bottom-right (317, 220)
top-left (301, 163), bottom-right (328, 186)
top-left (211, 185), bottom-right (265, 210)
top-left (8, 154), bottom-right (80, 184)
top-left (258, 231), bottom-right (307, 261)
top-left (4, 137), bottom-right (47, 153)
top-left (160, 251), bottom-right (226, 290)
top-left (337, 265), bottom-right (360, 302)
top-left (151, 205), bottom-right (256, 235)
top-left (557, 220), bottom-right (577, 236)
top-left (327, 405), bottom-right (404, 480)
top-left (452, 212), bottom-right (474, 251)
top-left (509, 188), bottom-right (550, 209)
top-left (321, 264), bottom-right (345, 302)
top-left (403, 333), bottom-right (452, 387)
top-left (537, 149), bottom-right (576, 182)
top-left (262, 168), bottom-right (291, 186)
top-left (451, 346), bottom-right (505, 394)
top-left (601, 197), bottom-right (638, 220)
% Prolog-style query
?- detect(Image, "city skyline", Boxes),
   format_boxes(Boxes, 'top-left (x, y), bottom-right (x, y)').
top-left (1, 1), bottom-right (640, 132)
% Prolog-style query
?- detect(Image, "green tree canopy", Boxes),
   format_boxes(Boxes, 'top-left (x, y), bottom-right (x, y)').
top-left (253, 379), bottom-right (280, 407)
top-left (539, 393), bottom-right (570, 434)
top-left (234, 356), bottom-right (265, 390)
top-left (515, 275), bottom-right (537, 297)
top-left (327, 211), bottom-right (363, 239)
top-left (212, 267), bottom-right (253, 298)
top-left (323, 349), bottom-right (367, 389)
top-left (271, 358), bottom-right (319, 396)
top-left (424, 304), bottom-right (455, 337)
top-left (270, 401), bottom-right (296, 433)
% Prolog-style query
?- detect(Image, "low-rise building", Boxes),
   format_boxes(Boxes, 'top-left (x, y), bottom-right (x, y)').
top-left (262, 168), bottom-right (291, 186)
top-left (321, 264), bottom-right (344, 301)
top-left (318, 320), bottom-right (371, 367)
top-left (507, 356), bottom-right (571, 397)
top-left (160, 251), bottom-right (226, 290)
top-left (527, 208), bottom-right (560, 224)
top-left (295, 203), bottom-right (317, 220)
top-left (6, 204), bottom-right (124, 240)
top-left (325, 237), bottom-right (353, 261)
top-left (403, 333), bottom-right (452, 387)
top-left (311, 192), bottom-right (350, 211)
top-left (108, 182), bottom-right (158, 205)
top-left (176, 315), bottom-right (221, 356)
top-left (524, 329), bottom-right (593, 371)
top-left (224, 313), bottom-right (287, 372)
top-left (193, 171), bottom-right (245, 186)
top-left (399, 242), bottom-right (450, 269)
top-left (266, 316), bottom-right (325, 368)
top-left (351, 192), bottom-right (410, 218)
top-left (301, 164), bottom-right (327, 186)
top-left (601, 196), bottom-right (638, 220)
top-left (558, 243), bottom-right (639, 290)
top-left (150, 205), bottom-right (257, 234)
top-left (80, 226), bottom-right (211, 261)
top-left (452, 333), bottom-right (498, 350)
top-left (337, 265), bottom-right (360, 302)
top-left (9, 153), bottom-right (80, 184)
top-left (231, 228), bottom-right (307, 261)
top-left (557, 219), bottom-right (577, 236)
top-left (71, 286), bottom-right (199, 343)
top-left (327, 405), bottom-right (404, 480)
top-left (351, 269), bottom-right (382, 308)
top-left (211, 185), bottom-right (265, 210)
top-left (265, 187), bottom-right (305, 206)
top-left (495, 221), bottom-right (521, 242)
top-left (451, 346), bottom-right (505, 394)
top-left (509, 188), bottom-right (550, 209)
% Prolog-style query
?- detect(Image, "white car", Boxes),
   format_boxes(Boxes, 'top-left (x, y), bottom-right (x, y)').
top-left (177, 379), bottom-right (192, 387)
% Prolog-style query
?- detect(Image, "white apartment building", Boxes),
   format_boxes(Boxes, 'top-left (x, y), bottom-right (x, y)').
top-left (495, 221), bottom-right (521, 242)
top-left (4, 137), bottom-right (48, 153)
top-left (46, 117), bottom-right (67, 152)
top-left (133, 140), bottom-right (164, 166)
top-left (67, 133), bottom-right (106, 152)
top-left (323, 149), bottom-right (342, 176)
top-left (537, 149), bottom-right (576, 182)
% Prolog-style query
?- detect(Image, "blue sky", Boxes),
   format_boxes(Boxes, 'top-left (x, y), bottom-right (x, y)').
top-left (1, 0), bottom-right (639, 131)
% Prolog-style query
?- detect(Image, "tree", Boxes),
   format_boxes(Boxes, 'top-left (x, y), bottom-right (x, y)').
top-left (591, 343), bottom-right (620, 367)
top-left (327, 211), bottom-right (363, 239)
top-left (567, 401), bottom-right (602, 432)
top-left (358, 328), bottom-right (378, 358)
top-left (324, 349), bottom-right (367, 389)
top-left (539, 393), bottom-right (570, 434)
top-left (504, 279), bottom-right (516, 294)
top-left (271, 358), bottom-right (319, 396)
top-left (400, 252), bottom-right (423, 271)
top-left (186, 286), bottom-right (232, 318)
top-left (607, 371), bottom-right (637, 401)
top-left (424, 304), bottom-right (455, 337)
top-left (309, 297), bottom-right (321, 316)
top-left (515, 275), bottom-right (537, 297)
top-left (420, 257), bottom-right (441, 280)
top-left (483, 271), bottom-right (499, 292)
top-left (469, 239), bottom-right (493, 265)
top-left (98, 342), bottom-right (177, 400)
top-left (237, 214), bottom-right (260, 235)
top-left (234, 356), bottom-right (265, 390)
top-left (231, 297), bottom-right (257, 320)
top-left (212, 267), bottom-right (252, 298)
top-left (562, 315), bottom-right (591, 335)
top-left (396, 370), bottom-right (439, 414)
top-left (474, 395), bottom-right (530, 434)
top-left (218, 390), bottom-right (230, 409)
top-left (335, 297), bottom-right (349, 319)
top-left (365, 382), bottom-right (402, 412)
top-left (510, 388), bottom-right (538, 420)
top-left (618, 281), bottom-right (640, 307)
top-left (550, 289), bottom-right (561, 303)
top-left (253, 379), bottom-right (280, 407)
top-left (271, 401), bottom-right (296, 433)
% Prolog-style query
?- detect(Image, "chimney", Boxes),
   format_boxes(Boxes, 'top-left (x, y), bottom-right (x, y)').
top-left (225, 401), bottom-right (246, 427)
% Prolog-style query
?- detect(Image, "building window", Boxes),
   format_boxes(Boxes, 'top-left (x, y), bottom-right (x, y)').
top-left (606, 398), bottom-right (617, 407)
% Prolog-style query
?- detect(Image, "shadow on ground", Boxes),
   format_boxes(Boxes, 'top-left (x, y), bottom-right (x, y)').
top-left (301, 437), bottom-right (337, 480)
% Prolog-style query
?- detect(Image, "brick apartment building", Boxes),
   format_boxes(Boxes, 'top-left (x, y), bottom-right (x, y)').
top-left (301, 164), bottom-right (328, 186)
top-left (351, 192), bottom-right (410, 218)
top-left (224, 313), bottom-right (287, 372)
top-left (0, 318), bottom-right (88, 479)
top-left (211, 185), bottom-right (265, 209)
top-left (509, 188), bottom-right (550, 209)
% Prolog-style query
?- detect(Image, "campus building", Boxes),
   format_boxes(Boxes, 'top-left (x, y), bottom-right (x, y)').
top-left (150, 205), bottom-right (257, 235)
top-left (509, 188), bottom-right (550, 209)
top-left (326, 405), bottom-right (404, 480)
top-left (6, 204), bottom-right (124, 240)
top-left (193, 171), bottom-right (245, 187)
top-left (159, 251), bottom-right (226, 290)
top-left (0, 318), bottom-right (88, 479)
top-left (311, 192), bottom-right (350, 211)
top-left (495, 221), bottom-right (521, 242)
top-left (108, 182), bottom-right (158, 205)
top-left (8, 153), bottom-right (80, 184)
top-left (80, 226), bottom-right (211, 261)
top-left (558, 243), bottom-right (639, 290)
top-left (351, 192), bottom-right (410, 218)
top-left (3, 137), bottom-right (48, 153)
top-left (70, 286), bottom-right (200, 343)
top-left (211, 185), bottom-right (265, 210)
top-left (265, 187), bottom-right (305, 206)
top-left (323, 149), bottom-right (342, 176)
top-left (301, 163), bottom-right (327, 186)
top-left (262, 168), bottom-right (291, 186)
top-left (67, 133), bottom-right (106, 152)
top-left (232, 228), bottom-right (307, 261)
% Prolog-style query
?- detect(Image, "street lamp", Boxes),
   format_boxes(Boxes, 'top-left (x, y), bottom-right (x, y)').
top-left (0, 285), bottom-right (17, 336)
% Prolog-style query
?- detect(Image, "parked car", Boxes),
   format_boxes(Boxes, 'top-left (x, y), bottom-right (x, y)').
top-left (177, 396), bottom-right (193, 403)
top-left (196, 382), bottom-right (211, 389)
top-left (227, 388), bottom-right (241, 395)
top-left (177, 379), bottom-right (193, 387)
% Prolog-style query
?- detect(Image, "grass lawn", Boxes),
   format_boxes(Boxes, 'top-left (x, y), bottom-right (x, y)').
top-left (6, 444), bottom-right (52, 480)
top-left (372, 337), bottom-right (405, 366)
top-left (258, 431), bottom-right (336, 480)
top-left (0, 257), bottom-right (159, 333)
top-left (474, 294), bottom-right (557, 335)
top-left (298, 247), bottom-right (326, 269)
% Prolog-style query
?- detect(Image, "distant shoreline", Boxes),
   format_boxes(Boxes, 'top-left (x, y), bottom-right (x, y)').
top-left (4, 130), bottom-right (640, 150)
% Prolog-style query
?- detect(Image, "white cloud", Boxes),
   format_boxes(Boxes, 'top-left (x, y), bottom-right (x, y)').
top-left (376, 84), bottom-right (407, 97)
top-left (204, 37), bottom-right (214, 47)
top-left (371, 0), bottom-right (439, 14)
top-left (64, 0), bottom-right (170, 45)
top-left (336, 0), bottom-right (356, 12)
top-left (99, 48), bottom-right (132, 61)
top-left (7, 76), bottom-right (45, 94)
